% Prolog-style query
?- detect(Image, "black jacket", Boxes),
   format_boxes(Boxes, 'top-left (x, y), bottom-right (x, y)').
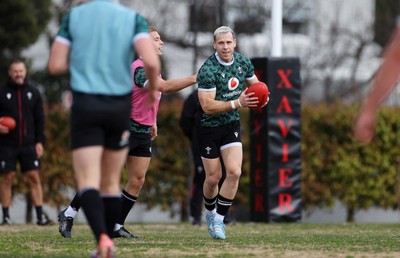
top-left (0, 80), bottom-right (45, 147)
top-left (179, 89), bottom-right (202, 164)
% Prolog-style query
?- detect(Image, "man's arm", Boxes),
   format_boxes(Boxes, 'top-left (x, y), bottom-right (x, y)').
top-left (158, 74), bottom-right (197, 93)
top-left (48, 40), bottom-right (70, 75)
top-left (198, 84), bottom-right (260, 115)
top-left (0, 124), bottom-right (10, 134)
top-left (34, 92), bottom-right (45, 145)
top-left (354, 26), bottom-right (400, 142)
top-left (198, 90), bottom-right (235, 114)
top-left (245, 76), bottom-right (259, 86)
top-left (135, 37), bottom-right (161, 101)
top-left (361, 27), bottom-right (400, 112)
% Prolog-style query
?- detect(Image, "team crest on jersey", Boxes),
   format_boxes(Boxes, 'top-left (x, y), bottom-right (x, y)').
top-left (228, 78), bottom-right (239, 91)
top-left (27, 92), bottom-right (33, 100)
top-left (6, 93), bottom-right (11, 99)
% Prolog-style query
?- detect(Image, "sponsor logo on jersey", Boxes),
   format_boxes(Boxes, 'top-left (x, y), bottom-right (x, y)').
top-left (228, 77), bottom-right (239, 91)
top-left (222, 90), bottom-right (241, 98)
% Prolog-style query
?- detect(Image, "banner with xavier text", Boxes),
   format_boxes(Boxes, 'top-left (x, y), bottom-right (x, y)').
top-left (249, 57), bottom-right (302, 222)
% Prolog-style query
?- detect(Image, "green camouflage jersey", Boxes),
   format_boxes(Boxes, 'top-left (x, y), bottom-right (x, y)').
top-left (197, 52), bottom-right (255, 127)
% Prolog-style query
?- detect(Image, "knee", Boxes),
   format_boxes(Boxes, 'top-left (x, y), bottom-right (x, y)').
top-left (205, 173), bottom-right (222, 187)
top-left (2, 172), bottom-right (16, 186)
top-left (226, 168), bottom-right (241, 182)
top-left (25, 172), bottom-right (41, 186)
top-left (128, 176), bottom-right (145, 189)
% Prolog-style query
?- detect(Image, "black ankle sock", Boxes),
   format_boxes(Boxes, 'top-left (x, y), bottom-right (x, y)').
top-left (102, 195), bottom-right (122, 236)
top-left (116, 189), bottom-right (137, 225)
top-left (203, 195), bottom-right (217, 211)
top-left (79, 189), bottom-right (106, 242)
top-left (216, 194), bottom-right (233, 217)
top-left (70, 193), bottom-right (81, 211)
top-left (2, 207), bottom-right (9, 220)
top-left (35, 206), bottom-right (43, 222)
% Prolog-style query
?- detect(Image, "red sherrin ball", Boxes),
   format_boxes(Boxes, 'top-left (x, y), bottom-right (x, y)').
top-left (246, 82), bottom-right (269, 109)
top-left (0, 116), bottom-right (16, 130)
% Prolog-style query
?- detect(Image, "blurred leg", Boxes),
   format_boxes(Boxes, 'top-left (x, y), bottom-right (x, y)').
top-left (100, 147), bottom-right (128, 236)
top-left (73, 146), bottom-right (104, 242)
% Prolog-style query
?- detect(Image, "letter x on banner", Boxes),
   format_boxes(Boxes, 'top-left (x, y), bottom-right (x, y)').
top-left (249, 57), bottom-right (302, 222)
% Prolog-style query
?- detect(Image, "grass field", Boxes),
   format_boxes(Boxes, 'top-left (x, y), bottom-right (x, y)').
top-left (0, 222), bottom-right (399, 257)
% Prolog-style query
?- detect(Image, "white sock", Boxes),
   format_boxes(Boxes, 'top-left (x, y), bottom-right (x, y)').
top-left (114, 223), bottom-right (123, 231)
top-left (214, 213), bottom-right (224, 223)
top-left (205, 209), bottom-right (216, 216)
top-left (64, 206), bottom-right (78, 218)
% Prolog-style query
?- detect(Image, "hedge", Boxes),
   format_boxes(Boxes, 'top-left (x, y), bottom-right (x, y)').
top-left (23, 98), bottom-right (400, 222)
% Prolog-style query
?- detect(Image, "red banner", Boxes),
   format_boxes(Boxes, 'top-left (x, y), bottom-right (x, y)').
top-left (250, 57), bottom-right (302, 222)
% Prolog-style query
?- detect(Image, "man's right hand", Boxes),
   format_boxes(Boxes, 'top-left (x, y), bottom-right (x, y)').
top-left (0, 124), bottom-right (10, 134)
top-left (353, 109), bottom-right (376, 143)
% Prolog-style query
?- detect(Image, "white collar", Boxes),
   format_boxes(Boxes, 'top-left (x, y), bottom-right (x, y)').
top-left (214, 52), bottom-right (234, 66)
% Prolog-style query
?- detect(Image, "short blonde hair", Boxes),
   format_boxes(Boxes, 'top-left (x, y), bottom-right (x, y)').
top-left (213, 26), bottom-right (235, 41)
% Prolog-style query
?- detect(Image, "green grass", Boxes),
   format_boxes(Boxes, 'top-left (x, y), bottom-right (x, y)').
top-left (0, 222), bottom-right (399, 257)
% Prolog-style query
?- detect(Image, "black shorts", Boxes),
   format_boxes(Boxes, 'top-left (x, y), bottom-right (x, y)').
top-left (0, 145), bottom-right (40, 173)
top-left (128, 132), bottom-right (152, 157)
top-left (71, 92), bottom-right (131, 150)
top-left (198, 120), bottom-right (242, 159)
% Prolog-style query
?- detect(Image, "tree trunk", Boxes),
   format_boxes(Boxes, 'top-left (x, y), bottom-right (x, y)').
top-left (346, 207), bottom-right (355, 222)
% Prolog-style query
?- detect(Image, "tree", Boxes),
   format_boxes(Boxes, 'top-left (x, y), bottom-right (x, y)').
top-left (0, 0), bottom-right (51, 82)
top-left (299, 0), bottom-right (400, 104)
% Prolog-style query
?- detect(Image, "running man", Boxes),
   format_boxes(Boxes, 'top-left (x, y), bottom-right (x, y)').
top-left (57, 26), bottom-right (197, 239)
top-left (197, 26), bottom-right (268, 240)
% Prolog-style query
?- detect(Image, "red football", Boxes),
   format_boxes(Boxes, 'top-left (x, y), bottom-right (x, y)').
top-left (246, 82), bottom-right (269, 109)
top-left (0, 116), bottom-right (16, 131)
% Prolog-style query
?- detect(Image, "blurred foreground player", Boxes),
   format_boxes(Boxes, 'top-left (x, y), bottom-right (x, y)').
top-left (48, 0), bottom-right (160, 257)
top-left (354, 21), bottom-right (400, 142)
